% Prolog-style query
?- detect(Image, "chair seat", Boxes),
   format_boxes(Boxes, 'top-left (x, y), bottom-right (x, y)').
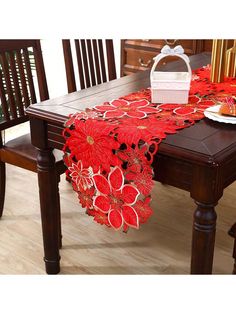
top-left (0, 133), bottom-right (66, 174)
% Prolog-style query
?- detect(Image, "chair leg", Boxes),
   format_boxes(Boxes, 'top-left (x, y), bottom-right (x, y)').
top-left (56, 175), bottom-right (62, 249)
top-left (0, 161), bottom-right (6, 217)
top-left (228, 223), bottom-right (236, 274)
top-left (233, 241), bottom-right (236, 275)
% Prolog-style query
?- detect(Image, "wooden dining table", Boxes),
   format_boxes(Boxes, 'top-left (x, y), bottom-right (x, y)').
top-left (26, 52), bottom-right (236, 274)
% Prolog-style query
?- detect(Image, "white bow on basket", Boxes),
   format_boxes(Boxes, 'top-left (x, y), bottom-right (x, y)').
top-left (152, 44), bottom-right (190, 68)
top-left (160, 44), bottom-right (185, 55)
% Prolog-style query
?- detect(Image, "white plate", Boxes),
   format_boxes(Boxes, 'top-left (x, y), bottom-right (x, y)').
top-left (204, 105), bottom-right (236, 124)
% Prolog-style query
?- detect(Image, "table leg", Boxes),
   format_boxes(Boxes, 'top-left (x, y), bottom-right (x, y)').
top-left (37, 148), bottom-right (61, 274)
top-left (191, 201), bottom-right (217, 274)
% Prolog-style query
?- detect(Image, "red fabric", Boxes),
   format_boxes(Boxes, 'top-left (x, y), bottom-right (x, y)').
top-left (63, 65), bottom-right (236, 232)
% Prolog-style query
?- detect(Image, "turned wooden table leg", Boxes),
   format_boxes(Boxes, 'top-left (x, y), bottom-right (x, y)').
top-left (37, 148), bottom-right (61, 274)
top-left (191, 201), bottom-right (217, 274)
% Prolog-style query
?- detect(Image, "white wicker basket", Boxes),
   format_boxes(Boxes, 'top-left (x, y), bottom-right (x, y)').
top-left (150, 45), bottom-right (192, 104)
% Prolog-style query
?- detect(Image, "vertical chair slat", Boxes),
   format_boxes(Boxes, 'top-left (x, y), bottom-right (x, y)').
top-left (106, 40), bottom-right (117, 81)
top-left (98, 40), bottom-right (107, 83)
top-left (0, 53), bottom-right (18, 118)
top-left (74, 40), bottom-right (85, 90)
top-left (0, 71), bottom-right (10, 121)
top-left (33, 41), bottom-right (49, 101)
top-left (92, 40), bottom-right (101, 84)
top-left (86, 40), bottom-right (96, 86)
top-left (22, 48), bottom-right (37, 104)
top-left (15, 50), bottom-right (30, 107)
top-left (62, 40), bottom-right (77, 93)
top-left (63, 39), bottom-right (117, 93)
top-left (8, 52), bottom-right (25, 117)
top-left (80, 40), bottom-right (90, 88)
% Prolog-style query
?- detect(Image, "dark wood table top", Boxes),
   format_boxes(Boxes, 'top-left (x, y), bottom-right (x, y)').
top-left (27, 52), bottom-right (236, 168)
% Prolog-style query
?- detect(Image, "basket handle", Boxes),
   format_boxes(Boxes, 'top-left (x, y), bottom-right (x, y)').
top-left (150, 45), bottom-right (192, 78)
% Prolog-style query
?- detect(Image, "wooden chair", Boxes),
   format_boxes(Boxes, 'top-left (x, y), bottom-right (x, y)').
top-left (0, 40), bottom-right (65, 245)
top-left (62, 39), bottom-right (117, 92)
top-left (228, 223), bottom-right (236, 274)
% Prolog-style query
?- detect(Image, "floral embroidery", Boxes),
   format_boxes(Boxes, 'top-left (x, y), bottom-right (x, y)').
top-left (64, 119), bottom-right (121, 172)
top-left (93, 166), bottom-right (140, 230)
top-left (126, 168), bottom-right (154, 196)
top-left (134, 197), bottom-right (153, 224)
top-left (94, 99), bottom-right (159, 119)
top-left (78, 186), bottom-right (95, 209)
top-left (68, 160), bottom-right (93, 190)
top-left (63, 65), bottom-right (236, 232)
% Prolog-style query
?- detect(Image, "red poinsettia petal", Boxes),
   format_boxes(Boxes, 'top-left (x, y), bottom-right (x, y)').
top-left (63, 154), bottom-right (72, 167)
top-left (94, 104), bottom-right (116, 112)
top-left (93, 195), bottom-right (111, 213)
top-left (158, 103), bottom-right (180, 110)
top-left (104, 109), bottom-right (125, 119)
top-left (188, 95), bottom-right (200, 103)
top-left (122, 205), bottom-right (139, 229)
top-left (93, 174), bottom-right (111, 194)
top-left (111, 99), bottom-right (129, 108)
top-left (108, 166), bottom-right (124, 191)
top-left (127, 110), bottom-right (147, 119)
top-left (93, 211), bottom-right (109, 226)
top-left (121, 184), bottom-right (140, 205)
top-left (173, 107), bottom-right (196, 115)
top-left (108, 209), bottom-right (123, 230)
top-left (198, 99), bottom-right (215, 106)
top-left (141, 107), bottom-right (161, 113)
top-left (123, 223), bottom-right (129, 233)
top-left (129, 99), bottom-right (149, 109)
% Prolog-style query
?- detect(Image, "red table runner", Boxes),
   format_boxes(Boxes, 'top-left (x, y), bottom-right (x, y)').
top-left (63, 66), bottom-right (236, 232)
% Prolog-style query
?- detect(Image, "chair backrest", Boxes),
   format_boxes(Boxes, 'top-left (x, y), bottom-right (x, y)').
top-left (62, 39), bottom-right (117, 92)
top-left (0, 40), bottom-right (49, 130)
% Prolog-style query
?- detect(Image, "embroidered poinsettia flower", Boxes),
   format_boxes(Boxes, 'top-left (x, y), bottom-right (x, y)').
top-left (196, 99), bottom-right (215, 111)
top-left (64, 110), bottom-right (100, 128)
top-left (126, 168), bottom-right (154, 196)
top-left (116, 117), bottom-right (179, 146)
top-left (78, 186), bottom-right (95, 209)
top-left (117, 118), bottom-right (166, 145)
top-left (188, 95), bottom-right (200, 104)
top-left (117, 145), bottom-right (150, 172)
top-left (190, 80), bottom-right (215, 96)
top-left (134, 197), bottom-right (153, 224)
top-left (92, 166), bottom-right (140, 230)
top-left (158, 103), bottom-right (181, 111)
top-left (120, 89), bottom-right (151, 102)
top-left (194, 65), bottom-right (211, 80)
top-left (68, 160), bottom-right (93, 190)
top-left (214, 80), bottom-right (236, 95)
top-left (86, 209), bottom-right (110, 226)
top-left (188, 111), bottom-right (205, 120)
top-left (94, 99), bottom-right (159, 119)
top-left (173, 107), bottom-right (196, 116)
top-left (93, 211), bottom-right (110, 226)
top-left (65, 119), bottom-right (121, 172)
